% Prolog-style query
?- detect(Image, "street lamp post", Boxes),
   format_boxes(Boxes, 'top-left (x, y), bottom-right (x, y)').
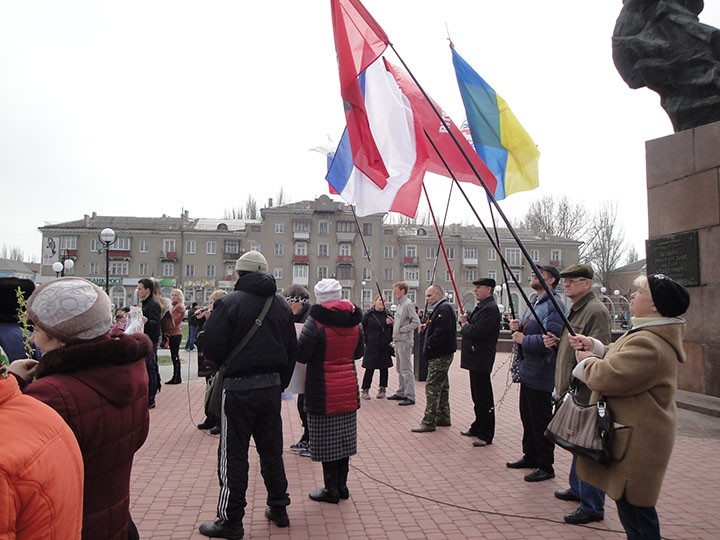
top-left (361, 280), bottom-right (367, 311)
top-left (99, 228), bottom-right (117, 295)
top-left (52, 250), bottom-right (74, 278)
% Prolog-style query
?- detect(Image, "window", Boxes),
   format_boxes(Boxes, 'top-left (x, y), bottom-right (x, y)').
top-left (110, 261), bottom-right (129, 276)
top-left (488, 248), bottom-right (497, 261)
top-left (293, 220), bottom-right (311, 232)
top-left (337, 221), bottom-right (354, 233)
top-left (317, 266), bottom-right (328, 280)
top-left (225, 264), bottom-right (235, 277)
top-left (337, 265), bottom-right (353, 280)
top-left (59, 236), bottom-right (77, 250)
top-left (138, 263), bottom-right (149, 276)
top-left (426, 269), bottom-right (434, 282)
top-left (384, 268), bottom-right (393, 281)
top-left (445, 270), bottom-right (452, 282)
top-left (295, 242), bottom-right (307, 256)
top-left (318, 243), bottom-right (329, 257)
top-left (293, 265), bottom-right (309, 280)
top-left (383, 246), bottom-right (394, 259)
top-left (163, 239), bottom-right (176, 254)
top-left (163, 263), bottom-right (174, 277)
top-left (139, 239), bottom-right (149, 253)
top-left (362, 223), bottom-right (372, 236)
top-left (505, 247), bottom-right (521, 267)
top-left (341, 288), bottom-right (350, 300)
top-left (115, 237), bottom-right (131, 250)
top-left (273, 267), bottom-right (284, 279)
top-left (512, 270), bottom-right (521, 282)
top-left (318, 221), bottom-right (329, 236)
top-left (488, 270), bottom-right (496, 280)
top-left (531, 249), bottom-right (540, 262)
top-left (464, 269), bottom-right (477, 282)
top-left (185, 264), bottom-right (195, 277)
top-left (405, 245), bottom-right (417, 258)
top-left (205, 241), bottom-right (216, 255)
top-left (339, 244), bottom-right (351, 257)
top-left (551, 249), bottom-right (561, 263)
top-left (382, 289), bottom-right (392, 302)
top-left (362, 289), bottom-right (372, 307)
top-left (185, 240), bottom-right (196, 254)
top-left (446, 247), bottom-right (455, 260)
top-left (404, 268), bottom-right (419, 281)
top-left (407, 290), bottom-right (417, 304)
top-left (90, 239), bottom-right (100, 252)
top-left (89, 262), bottom-right (99, 275)
top-left (364, 246), bottom-right (372, 258)
top-left (275, 222), bottom-right (284, 234)
top-left (362, 267), bottom-right (371, 280)
top-left (224, 240), bottom-right (240, 255)
top-left (464, 247), bottom-right (477, 259)
top-left (251, 242), bottom-right (261, 252)
top-left (426, 246), bottom-right (436, 259)
top-left (206, 265), bottom-right (216, 278)
top-left (274, 243), bottom-right (284, 256)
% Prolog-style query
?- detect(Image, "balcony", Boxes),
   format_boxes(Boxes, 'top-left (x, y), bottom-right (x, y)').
top-left (223, 252), bottom-right (241, 262)
top-left (336, 232), bottom-right (356, 243)
top-left (337, 256), bottom-right (353, 264)
top-left (109, 249), bottom-right (131, 260)
top-left (293, 231), bottom-right (310, 241)
top-left (403, 256), bottom-right (418, 266)
top-left (462, 257), bottom-right (478, 267)
top-left (161, 251), bottom-right (177, 261)
top-left (293, 255), bottom-right (309, 264)
top-left (405, 279), bottom-right (420, 288)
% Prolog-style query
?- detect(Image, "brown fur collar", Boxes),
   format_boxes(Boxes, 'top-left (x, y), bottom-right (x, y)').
top-left (36, 333), bottom-right (153, 379)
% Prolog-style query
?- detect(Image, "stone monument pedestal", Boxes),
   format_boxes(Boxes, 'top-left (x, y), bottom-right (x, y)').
top-left (646, 121), bottom-right (720, 397)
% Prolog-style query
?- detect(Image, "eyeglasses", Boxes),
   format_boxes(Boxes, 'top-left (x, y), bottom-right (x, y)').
top-left (563, 278), bottom-right (588, 285)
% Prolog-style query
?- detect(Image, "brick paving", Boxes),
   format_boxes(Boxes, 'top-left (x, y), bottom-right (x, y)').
top-left (131, 350), bottom-right (720, 539)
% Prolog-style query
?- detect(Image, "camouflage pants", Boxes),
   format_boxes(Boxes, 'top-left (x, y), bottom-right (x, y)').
top-left (421, 354), bottom-right (453, 427)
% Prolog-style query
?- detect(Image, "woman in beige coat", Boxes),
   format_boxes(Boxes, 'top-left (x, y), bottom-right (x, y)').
top-left (568, 274), bottom-right (690, 540)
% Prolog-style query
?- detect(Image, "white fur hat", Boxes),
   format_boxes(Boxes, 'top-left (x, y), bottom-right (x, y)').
top-left (314, 278), bottom-right (342, 304)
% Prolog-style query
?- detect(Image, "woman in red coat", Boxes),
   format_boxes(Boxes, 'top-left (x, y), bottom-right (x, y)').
top-left (9, 277), bottom-right (152, 540)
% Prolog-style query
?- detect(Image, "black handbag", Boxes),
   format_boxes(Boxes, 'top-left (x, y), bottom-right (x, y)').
top-left (544, 379), bottom-right (614, 465)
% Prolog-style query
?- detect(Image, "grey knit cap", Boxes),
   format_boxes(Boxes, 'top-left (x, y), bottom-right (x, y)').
top-left (27, 277), bottom-right (112, 343)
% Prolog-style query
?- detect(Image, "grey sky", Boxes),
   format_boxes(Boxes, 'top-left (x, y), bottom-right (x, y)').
top-left (2, 1), bottom-right (719, 263)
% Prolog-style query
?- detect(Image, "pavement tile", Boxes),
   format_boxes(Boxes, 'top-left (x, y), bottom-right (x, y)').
top-left (131, 350), bottom-right (720, 539)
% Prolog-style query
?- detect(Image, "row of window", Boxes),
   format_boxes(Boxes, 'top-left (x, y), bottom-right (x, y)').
top-left (273, 220), bottom-right (372, 236)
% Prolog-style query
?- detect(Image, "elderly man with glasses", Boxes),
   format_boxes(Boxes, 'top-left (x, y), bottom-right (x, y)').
top-left (543, 263), bottom-right (612, 525)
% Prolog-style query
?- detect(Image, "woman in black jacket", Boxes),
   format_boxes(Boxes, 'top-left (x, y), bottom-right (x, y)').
top-left (360, 296), bottom-right (393, 400)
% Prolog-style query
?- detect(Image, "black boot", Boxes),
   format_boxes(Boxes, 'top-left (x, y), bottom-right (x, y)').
top-left (309, 461), bottom-right (340, 503)
top-left (338, 457), bottom-right (350, 499)
top-left (166, 361), bottom-right (181, 384)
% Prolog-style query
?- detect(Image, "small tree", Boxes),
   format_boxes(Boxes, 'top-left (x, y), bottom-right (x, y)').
top-left (0, 244), bottom-right (25, 262)
top-left (625, 245), bottom-right (639, 265)
top-left (245, 195), bottom-right (258, 220)
top-left (583, 202), bottom-right (627, 286)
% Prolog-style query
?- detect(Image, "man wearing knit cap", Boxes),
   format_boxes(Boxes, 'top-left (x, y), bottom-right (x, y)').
top-left (199, 250), bottom-right (297, 539)
top-left (543, 263), bottom-right (611, 525)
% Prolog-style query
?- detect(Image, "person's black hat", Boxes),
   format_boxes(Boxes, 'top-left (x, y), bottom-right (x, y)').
top-left (0, 277), bottom-right (35, 318)
top-left (647, 274), bottom-right (690, 317)
top-left (560, 263), bottom-right (594, 279)
top-left (537, 264), bottom-right (561, 287)
top-left (472, 277), bottom-right (496, 288)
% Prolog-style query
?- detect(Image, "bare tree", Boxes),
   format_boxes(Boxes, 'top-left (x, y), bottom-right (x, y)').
top-left (275, 187), bottom-right (287, 207)
top-left (625, 245), bottom-right (639, 265)
top-left (583, 202), bottom-right (627, 286)
top-left (244, 195), bottom-right (258, 220)
top-left (518, 195), bottom-right (589, 239)
top-left (223, 207), bottom-right (244, 219)
top-left (0, 244), bottom-right (25, 261)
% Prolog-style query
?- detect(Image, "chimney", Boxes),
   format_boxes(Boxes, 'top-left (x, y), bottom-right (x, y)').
top-left (92, 211), bottom-right (97, 218)
top-left (268, 198), bottom-right (273, 208)
top-left (84, 214), bottom-right (90, 226)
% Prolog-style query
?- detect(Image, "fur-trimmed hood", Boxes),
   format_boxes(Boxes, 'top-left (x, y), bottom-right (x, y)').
top-left (309, 300), bottom-right (362, 328)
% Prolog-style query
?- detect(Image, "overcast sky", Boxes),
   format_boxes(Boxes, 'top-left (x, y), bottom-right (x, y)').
top-left (2, 1), bottom-right (719, 264)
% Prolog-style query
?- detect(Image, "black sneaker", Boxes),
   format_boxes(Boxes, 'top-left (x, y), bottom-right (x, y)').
top-left (386, 394), bottom-right (405, 401)
top-left (524, 468), bottom-right (555, 482)
top-left (199, 518), bottom-right (244, 539)
top-left (265, 506), bottom-right (289, 528)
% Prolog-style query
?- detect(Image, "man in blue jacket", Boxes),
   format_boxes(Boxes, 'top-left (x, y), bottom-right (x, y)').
top-left (507, 265), bottom-right (566, 482)
top-left (411, 284), bottom-right (457, 433)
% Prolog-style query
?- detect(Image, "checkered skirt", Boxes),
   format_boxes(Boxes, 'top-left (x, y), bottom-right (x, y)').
top-left (307, 412), bottom-right (357, 462)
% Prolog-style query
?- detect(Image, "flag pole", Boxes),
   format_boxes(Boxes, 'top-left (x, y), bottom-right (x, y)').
top-left (349, 205), bottom-right (386, 310)
top-left (388, 43), bottom-right (573, 336)
top-left (421, 183), bottom-right (465, 317)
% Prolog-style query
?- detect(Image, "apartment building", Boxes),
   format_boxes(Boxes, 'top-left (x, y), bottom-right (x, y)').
top-left (38, 195), bottom-right (581, 312)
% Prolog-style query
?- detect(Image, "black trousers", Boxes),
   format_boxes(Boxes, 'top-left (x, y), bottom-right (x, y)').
top-left (297, 393), bottom-right (309, 442)
top-left (518, 383), bottom-right (555, 472)
top-left (468, 371), bottom-right (494, 443)
top-left (361, 367), bottom-right (389, 389)
top-left (616, 496), bottom-right (661, 540)
top-left (216, 385), bottom-right (290, 523)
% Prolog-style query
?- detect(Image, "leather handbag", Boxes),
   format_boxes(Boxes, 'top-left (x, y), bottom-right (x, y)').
top-left (544, 379), bottom-right (614, 465)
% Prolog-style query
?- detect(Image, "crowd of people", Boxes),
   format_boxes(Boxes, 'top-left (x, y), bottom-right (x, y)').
top-left (0, 252), bottom-right (691, 540)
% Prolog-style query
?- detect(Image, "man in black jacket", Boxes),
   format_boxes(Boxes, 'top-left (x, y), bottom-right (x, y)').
top-left (459, 278), bottom-right (501, 447)
top-left (411, 284), bottom-right (457, 433)
top-left (198, 251), bottom-right (297, 539)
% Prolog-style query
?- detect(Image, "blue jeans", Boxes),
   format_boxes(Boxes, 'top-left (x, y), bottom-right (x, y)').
top-left (186, 325), bottom-right (198, 349)
top-left (569, 456), bottom-right (605, 517)
top-left (616, 496), bottom-right (660, 540)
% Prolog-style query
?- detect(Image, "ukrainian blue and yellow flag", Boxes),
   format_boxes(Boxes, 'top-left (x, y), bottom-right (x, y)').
top-left (451, 47), bottom-right (540, 200)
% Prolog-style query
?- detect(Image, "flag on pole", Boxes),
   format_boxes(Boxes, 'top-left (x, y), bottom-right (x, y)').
top-left (451, 47), bottom-right (540, 200)
top-left (326, 58), bottom-right (429, 217)
top-left (331, 0), bottom-right (390, 188)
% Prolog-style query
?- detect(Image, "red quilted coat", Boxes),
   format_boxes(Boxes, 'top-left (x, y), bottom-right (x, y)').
top-left (24, 333), bottom-right (152, 540)
top-left (297, 300), bottom-right (364, 415)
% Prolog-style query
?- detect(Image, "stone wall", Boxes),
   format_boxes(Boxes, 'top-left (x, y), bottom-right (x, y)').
top-left (646, 121), bottom-right (720, 397)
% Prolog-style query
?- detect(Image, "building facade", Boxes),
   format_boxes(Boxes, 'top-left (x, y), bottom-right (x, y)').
top-left (37, 196), bottom-right (581, 311)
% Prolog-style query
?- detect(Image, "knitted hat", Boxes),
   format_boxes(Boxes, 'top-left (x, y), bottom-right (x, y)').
top-left (647, 274), bottom-right (690, 317)
top-left (560, 263), bottom-right (594, 279)
top-left (27, 277), bottom-right (112, 344)
top-left (314, 278), bottom-right (342, 304)
top-left (235, 250), bottom-right (268, 273)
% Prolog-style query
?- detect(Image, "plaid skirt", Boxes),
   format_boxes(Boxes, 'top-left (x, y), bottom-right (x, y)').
top-left (307, 412), bottom-right (357, 462)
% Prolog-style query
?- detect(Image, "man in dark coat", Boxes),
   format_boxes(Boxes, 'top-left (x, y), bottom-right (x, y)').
top-left (198, 251), bottom-right (297, 539)
top-left (459, 278), bottom-right (501, 447)
top-left (411, 285), bottom-right (457, 432)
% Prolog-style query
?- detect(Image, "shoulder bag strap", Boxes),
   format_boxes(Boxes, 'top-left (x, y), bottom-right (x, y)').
top-left (224, 295), bottom-right (274, 363)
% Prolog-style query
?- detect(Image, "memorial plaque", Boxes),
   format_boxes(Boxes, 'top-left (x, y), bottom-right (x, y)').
top-left (646, 231), bottom-right (700, 287)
